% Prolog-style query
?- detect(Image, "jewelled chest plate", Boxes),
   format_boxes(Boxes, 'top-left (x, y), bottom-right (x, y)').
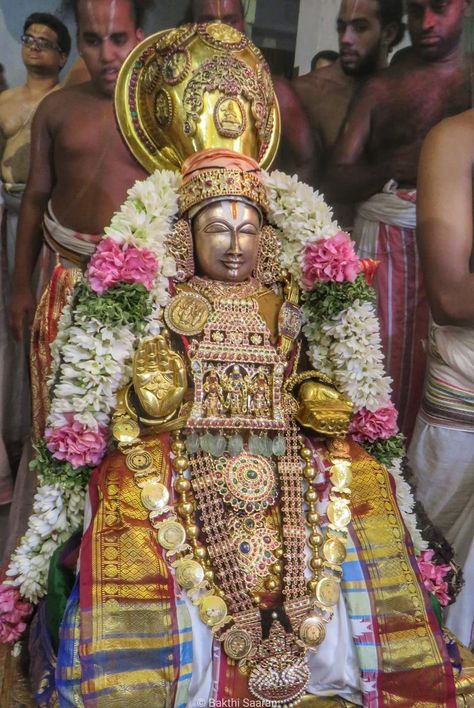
top-left (187, 297), bottom-right (286, 431)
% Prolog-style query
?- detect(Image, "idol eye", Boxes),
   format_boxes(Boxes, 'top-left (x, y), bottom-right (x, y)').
top-left (239, 225), bottom-right (258, 235)
top-left (203, 221), bottom-right (231, 233)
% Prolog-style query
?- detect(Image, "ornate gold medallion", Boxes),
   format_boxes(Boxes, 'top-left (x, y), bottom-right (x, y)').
top-left (214, 96), bottom-right (246, 139)
top-left (125, 449), bottom-right (154, 473)
top-left (199, 594), bottom-right (228, 627)
top-left (315, 576), bottom-right (340, 607)
top-left (157, 519), bottom-right (186, 550)
top-left (175, 558), bottom-right (205, 589)
top-left (223, 626), bottom-right (253, 660)
top-left (215, 453), bottom-right (277, 513)
top-left (163, 48), bottom-right (190, 85)
top-left (112, 418), bottom-right (140, 444)
top-left (329, 459), bottom-right (352, 490)
top-left (155, 89), bottom-right (173, 128)
top-left (327, 499), bottom-right (352, 528)
top-left (164, 291), bottom-right (211, 335)
top-left (140, 480), bottom-right (170, 512)
top-left (323, 537), bottom-right (347, 565)
top-left (299, 616), bottom-right (326, 650)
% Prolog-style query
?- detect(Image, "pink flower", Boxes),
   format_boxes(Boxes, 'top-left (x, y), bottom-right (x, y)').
top-left (87, 238), bottom-right (125, 294)
top-left (0, 584), bottom-right (33, 644)
top-left (87, 239), bottom-right (159, 294)
top-left (349, 403), bottom-right (399, 443)
top-left (302, 232), bottom-right (361, 289)
top-left (45, 416), bottom-right (107, 468)
top-left (121, 246), bottom-right (158, 290)
top-left (417, 550), bottom-right (451, 607)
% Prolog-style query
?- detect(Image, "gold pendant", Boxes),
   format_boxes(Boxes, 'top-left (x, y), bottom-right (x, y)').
top-left (323, 537), bottom-right (347, 565)
top-left (140, 480), bottom-right (170, 512)
top-left (164, 291), bottom-right (211, 335)
top-left (299, 616), bottom-right (326, 651)
top-left (315, 576), bottom-right (340, 607)
top-left (125, 449), bottom-right (154, 473)
top-left (223, 626), bottom-right (254, 660)
top-left (199, 594), bottom-right (228, 627)
top-left (157, 519), bottom-right (187, 550)
top-left (112, 418), bottom-right (140, 444)
top-left (327, 499), bottom-right (352, 528)
top-left (248, 652), bottom-right (310, 706)
top-left (175, 558), bottom-right (205, 589)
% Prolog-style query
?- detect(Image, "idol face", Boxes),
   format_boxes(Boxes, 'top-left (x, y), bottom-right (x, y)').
top-left (193, 200), bottom-right (261, 282)
top-left (76, 0), bottom-right (144, 97)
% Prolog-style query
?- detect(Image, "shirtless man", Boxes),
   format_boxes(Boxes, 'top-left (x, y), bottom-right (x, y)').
top-left (293, 0), bottom-right (404, 190)
top-left (0, 13), bottom-right (70, 273)
top-left (190, 0), bottom-right (315, 180)
top-left (324, 0), bottom-right (471, 441)
top-left (0, 14), bottom-right (69, 516)
top-left (11, 0), bottom-right (148, 343)
top-left (409, 110), bottom-right (474, 647)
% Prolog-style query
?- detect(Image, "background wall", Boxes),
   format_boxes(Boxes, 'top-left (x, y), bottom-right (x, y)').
top-left (294, 0), bottom-right (337, 76)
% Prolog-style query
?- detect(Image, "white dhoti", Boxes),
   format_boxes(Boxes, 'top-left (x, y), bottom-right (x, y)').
top-left (353, 184), bottom-right (428, 443)
top-left (408, 324), bottom-right (474, 647)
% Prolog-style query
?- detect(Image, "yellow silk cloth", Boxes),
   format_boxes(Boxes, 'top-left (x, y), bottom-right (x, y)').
top-left (79, 431), bottom-right (474, 705)
top-left (346, 440), bottom-right (474, 706)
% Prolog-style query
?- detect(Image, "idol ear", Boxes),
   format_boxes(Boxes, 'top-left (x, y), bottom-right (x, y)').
top-left (253, 225), bottom-right (282, 285)
top-left (168, 219), bottom-right (195, 281)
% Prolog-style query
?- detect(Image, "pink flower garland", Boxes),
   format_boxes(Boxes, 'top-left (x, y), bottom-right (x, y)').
top-left (0, 585), bottom-right (33, 644)
top-left (417, 549), bottom-right (451, 607)
top-left (45, 416), bottom-right (107, 469)
top-left (349, 403), bottom-right (399, 443)
top-left (302, 231), bottom-right (361, 289)
top-left (87, 238), bottom-right (158, 294)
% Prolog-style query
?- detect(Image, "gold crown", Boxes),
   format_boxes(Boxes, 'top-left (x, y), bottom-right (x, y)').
top-left (115, 23), bottom-right (280, 173)
top-left (178, 152), bottom-right (269, 215)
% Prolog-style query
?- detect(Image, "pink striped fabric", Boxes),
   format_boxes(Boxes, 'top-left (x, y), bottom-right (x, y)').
top-left (373, 217), bottom-right (429, 442)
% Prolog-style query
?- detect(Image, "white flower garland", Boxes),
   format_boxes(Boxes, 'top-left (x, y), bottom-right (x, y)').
top-left (5, 169), bottom-right (418, 604)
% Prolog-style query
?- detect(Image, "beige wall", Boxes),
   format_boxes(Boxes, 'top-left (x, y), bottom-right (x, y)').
top-left (294, 0), bottom-right (338, 76)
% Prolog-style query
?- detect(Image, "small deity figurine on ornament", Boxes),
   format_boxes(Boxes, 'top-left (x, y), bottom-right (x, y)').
top-left (2, 22), bottom-right (473, 708)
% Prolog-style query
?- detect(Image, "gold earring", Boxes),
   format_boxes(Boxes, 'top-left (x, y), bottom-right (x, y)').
top-left (167, 218), bottom-right (194, 281)
top-left (254, 224), bottom-right (282, 285)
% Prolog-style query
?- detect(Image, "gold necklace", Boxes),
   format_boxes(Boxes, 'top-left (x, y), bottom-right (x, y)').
top-left (112, 405), bottom-right (353, 707)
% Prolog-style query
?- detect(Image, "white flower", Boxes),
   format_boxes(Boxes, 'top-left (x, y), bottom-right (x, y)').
top-left (389, 457), bottom-right (427, 554)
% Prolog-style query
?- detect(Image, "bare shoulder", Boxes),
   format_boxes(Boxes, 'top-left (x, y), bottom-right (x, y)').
top-left (33, 83), bottom-right (97, 127)
top-left (273, 76), bottom-right (302, 109)
top-left (423, 110), bottom-right (474, 160)
top-left (293, 61), bottom-right (345, 93)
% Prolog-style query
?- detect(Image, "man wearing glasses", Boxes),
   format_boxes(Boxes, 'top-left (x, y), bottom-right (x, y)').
top-left (0, 13), bottom-right (70, 515)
